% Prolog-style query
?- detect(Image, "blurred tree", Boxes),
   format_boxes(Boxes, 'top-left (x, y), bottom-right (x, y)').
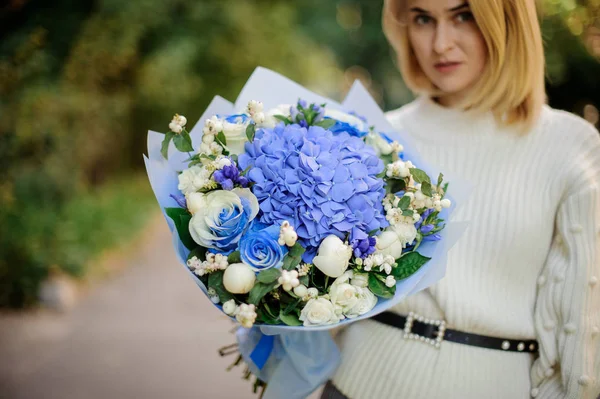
top-left (0, 0), bottom-right (342, 307)
top-left (294, 0), bottom-right (600, 122)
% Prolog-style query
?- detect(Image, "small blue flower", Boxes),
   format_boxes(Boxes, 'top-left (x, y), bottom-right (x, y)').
top-left (351, 236), bottom-right (377, 259)
top-left (214, 163), bottom-right (249, 190)
top-left (239, 223), bottom-right (288, 271)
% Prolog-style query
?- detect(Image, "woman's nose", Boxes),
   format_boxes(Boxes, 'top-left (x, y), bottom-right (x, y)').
top-left (433, 23), bottom-right (456, 54)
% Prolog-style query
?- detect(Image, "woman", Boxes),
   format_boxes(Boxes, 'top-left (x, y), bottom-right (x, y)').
top-left (322, 0), bottom-right (600, 398)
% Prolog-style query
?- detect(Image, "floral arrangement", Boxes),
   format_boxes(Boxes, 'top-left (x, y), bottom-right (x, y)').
top-left (155, 97), bottom-right (451, 329)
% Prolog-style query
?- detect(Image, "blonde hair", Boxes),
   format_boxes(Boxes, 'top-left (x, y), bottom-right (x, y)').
top-left (382, 0), bottom-right (546, 133)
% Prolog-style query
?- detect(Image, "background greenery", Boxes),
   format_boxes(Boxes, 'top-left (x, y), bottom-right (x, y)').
top-left (1, 0), bottom-right (598, 307)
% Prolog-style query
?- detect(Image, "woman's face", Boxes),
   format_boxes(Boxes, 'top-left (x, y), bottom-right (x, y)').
top-left (404, 0), bottom-right (488, 106)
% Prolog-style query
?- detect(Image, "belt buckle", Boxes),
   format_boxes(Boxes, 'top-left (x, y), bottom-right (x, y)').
top-left (403, 311), bottom-right (447, 349)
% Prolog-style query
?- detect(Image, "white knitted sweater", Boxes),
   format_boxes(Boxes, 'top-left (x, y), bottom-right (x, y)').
top-left (330, 96), bottom-right (600, 399)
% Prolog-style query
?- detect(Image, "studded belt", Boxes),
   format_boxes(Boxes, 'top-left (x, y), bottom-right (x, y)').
top-left (372, 311), bottom-right (539, 353)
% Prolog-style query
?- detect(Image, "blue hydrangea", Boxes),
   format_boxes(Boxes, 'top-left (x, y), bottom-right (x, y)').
top-left (238, 123), bottom-right (388, 261)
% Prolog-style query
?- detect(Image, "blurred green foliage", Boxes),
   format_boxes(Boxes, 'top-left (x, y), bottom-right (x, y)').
top-left (0, 0), bottom-right (598, 307)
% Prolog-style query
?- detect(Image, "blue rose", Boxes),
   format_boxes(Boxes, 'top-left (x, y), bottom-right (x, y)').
top-left (239, 223), bottom-right (289, 271)
top-left (324, 109), bottom-right (369, 138)
top-left (188, 188), bottom-right (259, 253)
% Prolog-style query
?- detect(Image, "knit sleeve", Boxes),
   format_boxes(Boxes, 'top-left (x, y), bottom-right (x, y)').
top-left (531, 122), bottom-right (600, 399)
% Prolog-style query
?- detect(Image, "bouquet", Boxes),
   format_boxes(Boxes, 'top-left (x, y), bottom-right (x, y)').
top-left (144, 67), bottom-right (469, 398)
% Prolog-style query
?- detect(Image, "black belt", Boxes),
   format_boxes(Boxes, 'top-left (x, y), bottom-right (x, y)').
top-left (372, 311), bottom-right (538, 354)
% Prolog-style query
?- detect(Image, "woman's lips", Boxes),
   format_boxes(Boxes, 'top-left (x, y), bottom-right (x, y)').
top-left (434, 62), bottom-right (462, 73)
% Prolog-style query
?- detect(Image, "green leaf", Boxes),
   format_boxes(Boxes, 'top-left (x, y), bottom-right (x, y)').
top-left (227, 251), bottom-right (241, 264)
top-left (421, 181), bottom-right (433, 197)
top-left (216, 131), bottom-right (227, 147)
top-left (256, 268), bottom-right (282, 284)
top-left (392, 252), bottom-right (431, 280)
top-left (274, 115), bottom-right (292, 124)
top-left (314, 119), bottom-right (336, 129)
top-left (437, 173), bottom-right (444, 189)
top-left (386, 178), bottom-right (406, 194)
top-left (281, 298), bottom-right (302, 315)
top-left (282, 243), bottom-right (306, 271)
top-left (165, 207), bottom-right (196, 250)
top-left (173, 131), bottom-right (194, 152)
top-left (368, 273), bottom-right (395, 298)
top-left (299, 274), bottom-right (309, 286)
top-left (398, 195), bottom-right (411, 210)
top-left (187, 246), bottom-right (207, 262)
top-left (246, 123), bottom-right (256, 142)
top-left (368, 228), bottom-right (379, 236)
top-left (402, 209), bottom-right (414, 217)
top-left (279, 311), bottom-right (302, 326)
top-left (161, 131), bottom-right (175, 159)
top-left (208, 270), bottom-right (234, 303)
top-left (409, 168), bottom-right (431, 185)
top-left (248, 281), bottom-right (279, 305)
top-left (256, 308), bottom-right (280, 325)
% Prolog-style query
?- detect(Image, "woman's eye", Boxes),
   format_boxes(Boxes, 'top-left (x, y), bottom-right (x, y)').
top-left (414, 15), bottom-right (433, 25)
top-left (455, 11), bottom-right (474, 23)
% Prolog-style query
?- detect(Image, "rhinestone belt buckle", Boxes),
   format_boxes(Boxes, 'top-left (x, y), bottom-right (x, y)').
top-left (403, 311), bottom-right (447, 349)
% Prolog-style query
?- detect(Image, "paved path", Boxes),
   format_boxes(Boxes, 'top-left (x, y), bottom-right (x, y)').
top-left (0, 217), bottom-right (323, 399)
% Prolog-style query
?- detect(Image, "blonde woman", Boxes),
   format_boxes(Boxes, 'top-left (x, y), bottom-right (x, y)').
top-left (322, 0), bottom-right (600, 398)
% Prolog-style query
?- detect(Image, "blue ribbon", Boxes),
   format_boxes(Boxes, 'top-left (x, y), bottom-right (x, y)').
top-left (249, 333), bottom-right (275, 370)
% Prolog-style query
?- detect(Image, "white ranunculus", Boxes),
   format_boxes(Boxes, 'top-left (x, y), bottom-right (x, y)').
top-left (223, 263), bottom-right (256, 294)
top-left (344, 287), bottom-right (377, 319)
top-left (299, 297), bottom-right (342, 326)
top-left (376, 223), bottom-right (417, 259)
top-left (222, 117), bottom-right (249, 155)
top-left (324, 109), bottom-right (368, 132)
top-left (312, 235), bottom-right (353, 278)
top-left (189, 188), bottom-right (259, 251)
top-left (259, 104), bottom-right (292, 129)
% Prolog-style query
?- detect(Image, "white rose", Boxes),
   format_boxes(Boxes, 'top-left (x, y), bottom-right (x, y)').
top-left (329, 282), bottom-right (359, 313)
top-left (222, 263), bottom-right (256, 294)
top-left (221, 116), bottom-right (250, 155)
top-left (324, 109), bottom-right (368, 132)
top-left (260, 104), bottom-right (292, 129)
top-left (312, 235), bottom-right (353, 278)
top-left (376, 223), bottom-right (417, 259)
top-left (344, 287), bottom-right (378, 319)
top-left (299, 297), bottom-right (342, 326)
top-left (222, 299), bottom-right (238, 316)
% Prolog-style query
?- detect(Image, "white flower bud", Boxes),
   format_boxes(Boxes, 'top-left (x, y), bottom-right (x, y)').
top-left (307, 287), bottom-right (319, 298)
top-left (440, 199), bottom-right (452, 208)
top-left (223, 263), bottom-right (256, 294)
top-left (313, 235), bottom-right (353, 278)
top-left (293, 284), bottom-right (308, 298)
top-left (236, 303), bottom-right (257, 328)
top-left (202, 133), bottom-right (215, 144)
top-left (385, 275), bottom-right (396, 288)
top-left (222, 299), bottom-right (238, 316)
top-left (169, 122), bottom-right (183, 134)
top-left (373, 253), bottom-right (384, 266)
top-left (253, 112), bottom-right (265, 124)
